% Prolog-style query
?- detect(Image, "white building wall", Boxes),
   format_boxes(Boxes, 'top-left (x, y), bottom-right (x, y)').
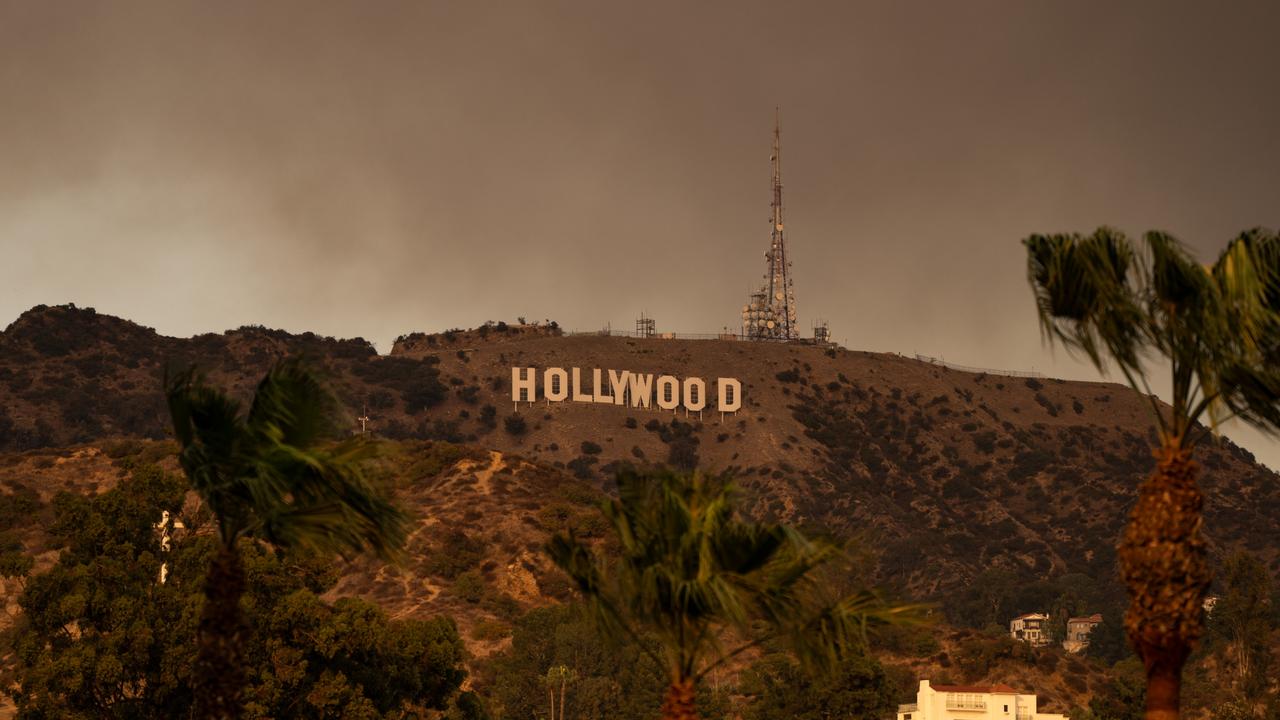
top-left (895, 681), bottom-right (1068, 720)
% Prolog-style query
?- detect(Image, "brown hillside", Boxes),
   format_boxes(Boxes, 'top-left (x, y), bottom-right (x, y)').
top-left (1, 304), bottom-right (1277, 603)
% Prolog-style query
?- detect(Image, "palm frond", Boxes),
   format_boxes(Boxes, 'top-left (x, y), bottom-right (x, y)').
top-left (781, 589), bottom-right (930, 675)
top-left (1217, 361), bottom-right (1280, 435)
top-left (165, 366), bottom-right (250, 541)
top-left (546, 469), bottom-right (922, 686)
top-left (1027, 226), bottom-right (1280, 449)
top-left (247, 357), bottom-right (336, 448)
top-left (1024, 228), bottom-right (1144, 372)
top-left (166, 358), bottom-right (407, 559)
top-left (250, 444), bottom-right (406, 560)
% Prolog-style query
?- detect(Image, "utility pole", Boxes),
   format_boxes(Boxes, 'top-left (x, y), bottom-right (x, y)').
top-left (357, 401), bottom-right (370, 435)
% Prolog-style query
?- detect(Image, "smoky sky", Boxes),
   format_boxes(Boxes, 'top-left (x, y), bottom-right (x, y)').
top-left (2, 1), bottom-right (1279, 466)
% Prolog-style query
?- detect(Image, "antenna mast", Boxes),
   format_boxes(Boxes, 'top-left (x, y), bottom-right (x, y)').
top-left (742, 108), bottom-right (798, 340)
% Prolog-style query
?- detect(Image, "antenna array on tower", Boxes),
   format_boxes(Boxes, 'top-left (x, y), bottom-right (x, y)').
top-left (742, 109), bottom-right (799, 341)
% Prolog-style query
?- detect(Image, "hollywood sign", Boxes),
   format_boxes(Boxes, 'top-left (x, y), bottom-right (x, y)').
top-left (511, 367), bottom-right (742, 414)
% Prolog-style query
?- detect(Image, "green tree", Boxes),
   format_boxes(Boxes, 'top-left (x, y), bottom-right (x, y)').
top-left (547, 469), bottom-right (919, 720)
top-left (11, 464), bottom-right (190, 718)
top-left (1046, 589), bottom-right (1086, 645)
top-left (948, 568), bottom-right (1021, 629)
top-left (0, 547), bottom-right (34, 594)
top-left (1080, 658), bottom-right (1146, 720)
top-left (165, 358), bottom-right (409, 718)
top-left (1025, 228), bottom-right (1280, 719)
top-left (482, 603), bottom-right (665, 720)
top-left (739, 651), bottom-right (897, 720)
top-left (1088, 610), bottom-right (1131, 665)
top-left (10, 464), bottom-right (466, 719)
top-left (1208, 551), bottom-right (1275, 695)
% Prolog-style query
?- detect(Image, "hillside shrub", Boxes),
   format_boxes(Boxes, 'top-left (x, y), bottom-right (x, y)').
top-left (870, 623), bottom-right (941, 656)
top-left (580, 440), bottom-right (602, 455)
top-left (103, 438), bottom-right (145, 459)
top-left (457, 385), bottom-right (480, 405)
top-left (470, 621), bottom-right (511, 642)
top-left (566, 455), bottom-right (598, 479)
top-left (422, 419), bottom-right (465, 443)
top-left (537, 503), bottom-right (574, 532)
top-left (954, 634), bottom-right (1020, 681)
top-left (404, 376), bottom-right (448, 413)
top-left (0, 484), bottom-right (42, 529)
top-left (972, 431), bottom-right (997, 454)
top-left (503, 414), bottom-right (527, 436)
top-left (427, 529), bottom-right (486, 579)
top-left (454, 570), bottom-right (485, 603)
top-left (654, 420), bottom-right (700, 471)
top-left (406, 442), bottom-right (464, 479)
top-left (668, 441), bottom-right (699, 471)
top-left (1011, 449), bottom-right (1053, 480)
top-left (478, 404), bottom-right (497, 431)
top-left (1034, 392), bottom-right (1059, 417)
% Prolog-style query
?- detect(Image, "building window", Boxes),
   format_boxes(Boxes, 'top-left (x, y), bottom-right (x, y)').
top-left (947, 694), bottom-right (986, 711)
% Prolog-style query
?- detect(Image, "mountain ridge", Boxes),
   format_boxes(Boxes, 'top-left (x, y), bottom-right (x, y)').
top-left (2, 303), bottom-right (1277, 600)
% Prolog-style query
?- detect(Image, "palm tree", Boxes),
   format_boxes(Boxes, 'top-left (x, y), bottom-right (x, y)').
top-left (1024, 228), bottom-right (1280, 720)
top-left (547, 469), bottom-right (919, 720)
top-left (166, 358), bottom-right (408, 719)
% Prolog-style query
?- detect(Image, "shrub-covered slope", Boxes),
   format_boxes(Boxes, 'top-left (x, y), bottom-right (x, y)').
top-left (2, 304), bottom-right (1276, 602)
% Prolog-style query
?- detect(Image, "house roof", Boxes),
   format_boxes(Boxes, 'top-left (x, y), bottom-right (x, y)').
top-left (1068, 613), bottom-right (1103, 623)
top-left (1012, 612), bottom-right (1048, 621)
top-left (933, 684), bottom-right (1022, 695)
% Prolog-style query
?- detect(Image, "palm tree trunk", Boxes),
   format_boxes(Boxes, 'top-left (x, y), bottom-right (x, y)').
top-left (1117, 445), bottom-right (1211, 720)
top-left (559, 674), bottom-right (567, 720)
top-left (660, 677), bottom-right (698, 720)
top-left (194, 541), bottom-right (248, 720)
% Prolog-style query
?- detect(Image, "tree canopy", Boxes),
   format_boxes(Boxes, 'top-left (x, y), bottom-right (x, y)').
top-left (738, 651), bottom-right (898, 720)
top-left (9, 464), bottom-right (468, 719)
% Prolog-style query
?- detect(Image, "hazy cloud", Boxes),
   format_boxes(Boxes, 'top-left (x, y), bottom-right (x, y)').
top-left (2, 0), bottom-right (1277, 464)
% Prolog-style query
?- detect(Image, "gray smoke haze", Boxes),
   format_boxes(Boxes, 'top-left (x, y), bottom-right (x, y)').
top-left (2, 1), bottom-right (1278, 465)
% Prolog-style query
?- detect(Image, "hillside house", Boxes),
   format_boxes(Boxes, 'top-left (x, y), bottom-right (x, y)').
top-left (896, 680), bottom-right (1068, 720)
top-left (1063, 613), bottom-right (1102, 653)
top-left (1009, 612), bottom-right (1051, 646)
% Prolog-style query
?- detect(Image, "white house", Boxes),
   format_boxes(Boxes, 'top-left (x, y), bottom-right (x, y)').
top-left (896, 680), bottom-right (1068, 720)
top-left (1009, 612), bottom-right (1051, 646)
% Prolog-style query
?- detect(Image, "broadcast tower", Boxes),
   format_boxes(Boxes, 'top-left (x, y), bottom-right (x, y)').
top-left (742, 110), bottom-right (798, 340)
